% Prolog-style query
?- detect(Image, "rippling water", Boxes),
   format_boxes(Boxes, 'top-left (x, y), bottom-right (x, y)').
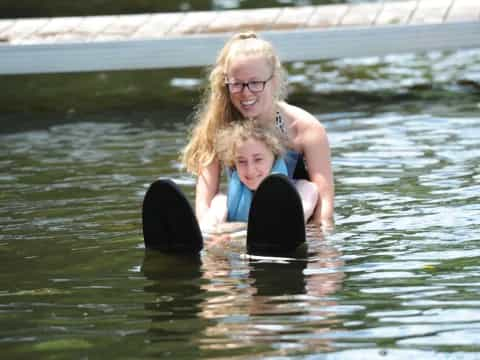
top-left (1, 55), bottom-right (480, 358)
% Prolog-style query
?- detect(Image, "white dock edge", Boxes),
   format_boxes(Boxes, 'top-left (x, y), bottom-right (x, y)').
top-left (1, 22), bottom-right (480, 75)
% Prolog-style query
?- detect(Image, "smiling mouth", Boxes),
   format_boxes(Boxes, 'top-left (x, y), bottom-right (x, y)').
top-left (241, 99), bottom-right (256, 107)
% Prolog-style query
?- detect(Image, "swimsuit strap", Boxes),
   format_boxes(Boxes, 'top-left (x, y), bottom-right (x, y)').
top-left (275, 111), bottom-right (309, 179)
top-left (275, 111), bottom-right (287, 134)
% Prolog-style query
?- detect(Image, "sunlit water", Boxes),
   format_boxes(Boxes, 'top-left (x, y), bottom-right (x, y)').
top-left (1, 52), bottom-right (480, 358)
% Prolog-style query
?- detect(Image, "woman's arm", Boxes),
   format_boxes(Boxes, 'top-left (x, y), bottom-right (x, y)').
top-left (303, 120), bottom-right (335, 228)
top-left (285, 103), bottom-right (334, 229)
top-left (195, 158), bottom-right (221, 223)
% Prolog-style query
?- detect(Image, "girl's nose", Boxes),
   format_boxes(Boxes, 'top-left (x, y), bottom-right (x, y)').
top-left (246, 162), bottom-right (255, 177)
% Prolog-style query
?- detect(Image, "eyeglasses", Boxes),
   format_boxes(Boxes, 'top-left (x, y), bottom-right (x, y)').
top-left (225, 74), bottom-right (273, 94)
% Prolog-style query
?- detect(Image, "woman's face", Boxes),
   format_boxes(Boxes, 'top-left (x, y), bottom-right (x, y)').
top-left (234, 138), bottom-right (275, 191)
top-left (226, 55), bottom-right (276, 122)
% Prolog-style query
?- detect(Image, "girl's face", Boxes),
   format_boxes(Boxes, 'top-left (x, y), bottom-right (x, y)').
top-left (226, 55), bottom-right (276, 123)
top-left (234, 138), bottom-right (275, 191)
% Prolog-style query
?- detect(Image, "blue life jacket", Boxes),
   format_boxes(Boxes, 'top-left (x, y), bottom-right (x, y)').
top-left (226, 158), bottom-right (288, 221)
top-left (284, 149), bottom-right (301, 178)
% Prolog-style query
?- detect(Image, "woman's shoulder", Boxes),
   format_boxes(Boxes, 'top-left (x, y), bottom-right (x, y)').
top-left (280, 102), bottom-right (325, 132)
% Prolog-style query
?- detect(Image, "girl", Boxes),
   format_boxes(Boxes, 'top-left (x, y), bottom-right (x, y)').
top-left (200, 120), bottom-right (318, 231)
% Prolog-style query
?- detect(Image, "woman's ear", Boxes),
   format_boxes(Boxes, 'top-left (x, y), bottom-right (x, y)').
top-left (272, 74), bottom-right (281, 100)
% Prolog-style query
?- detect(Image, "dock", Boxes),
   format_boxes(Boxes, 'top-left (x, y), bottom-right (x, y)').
top-left (0, 0), bottom-right (479, 75)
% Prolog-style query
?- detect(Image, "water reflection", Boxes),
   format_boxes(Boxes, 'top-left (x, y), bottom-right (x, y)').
top-left (249, 258), bottom-right (308, 296)
top-left (169, 226), bottom-right (347, 356)
top-left (142, 251), bottom-right (205, 357)
top-left (140, 229), bottom-right (345, 356)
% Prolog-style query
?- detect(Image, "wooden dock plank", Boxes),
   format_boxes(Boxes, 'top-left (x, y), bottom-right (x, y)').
top-left (306, 5), bottom-right (349, 28)
top-left (132, 13), bottom-right (183, 38)
top-left (2, 18), bottom-right (50, 43)
top-left (98, 14), bottom-right (149, 40)
top-left (206, 8), bottom-right (282, 33)
top-left (0, 20), bottom-right (15, 35)
top-left (410, 0), bottom-right (454, 24)
top-left (29, 17), bottom-right (84, 42)
top-left (447, 0), bottom-right (480, 22)
top-left (273, 7), bottom-right (316, 30)
top-left (341, 3), bottom-right (384, 26)
top-left (376, 1), bottom-right (418, 25)
top-left (69, 16), bottom-right (117, 41)
top-left (170, 11), bottom-right (218, 35)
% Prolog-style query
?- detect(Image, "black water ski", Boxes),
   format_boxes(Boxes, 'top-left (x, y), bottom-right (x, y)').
top-left (247, 174), bottom-right (306, 256)
top-left (142, 179), bottom-right (203, 253)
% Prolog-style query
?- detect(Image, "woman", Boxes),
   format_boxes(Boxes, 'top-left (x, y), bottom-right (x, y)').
top-left (182, 31), bottom-right (334, 229)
